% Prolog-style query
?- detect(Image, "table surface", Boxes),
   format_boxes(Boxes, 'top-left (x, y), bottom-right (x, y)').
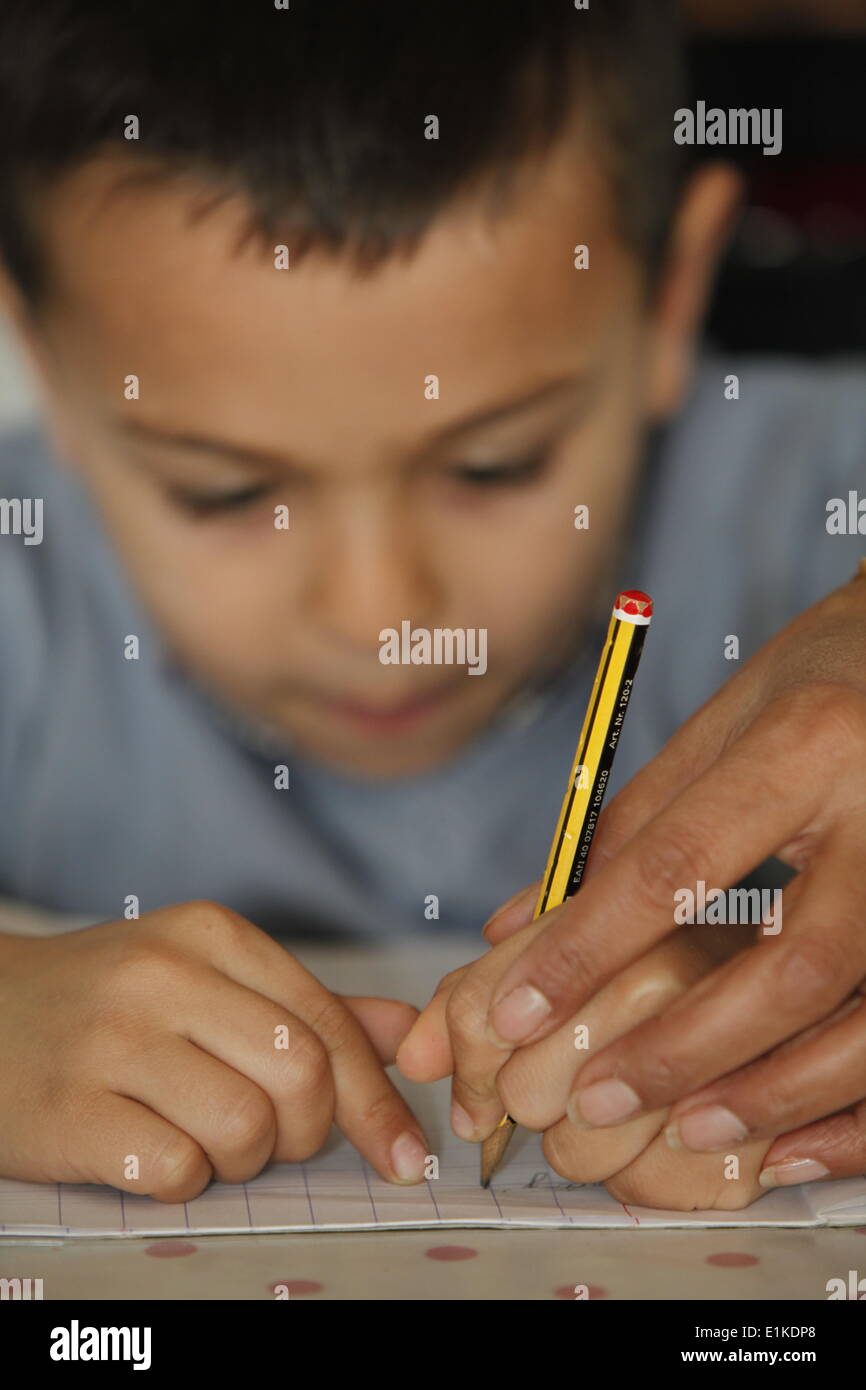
top-left (2, 931), bottom-right (862, 1301)
top-left (3, 1225), bottom-right (866, 1301)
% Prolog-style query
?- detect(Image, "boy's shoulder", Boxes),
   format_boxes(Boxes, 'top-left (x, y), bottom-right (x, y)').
top-left (0, 423), bottom-right (143, 732)
top-left (674, 353), bottom-right (866, 490)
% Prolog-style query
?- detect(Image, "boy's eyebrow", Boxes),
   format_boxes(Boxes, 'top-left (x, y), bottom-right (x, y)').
top-left (114, 374), bottom-right (586, 467)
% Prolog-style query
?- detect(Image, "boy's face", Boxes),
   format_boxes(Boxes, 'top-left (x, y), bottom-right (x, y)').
top-left (10, 137), bottom-right (732, 778)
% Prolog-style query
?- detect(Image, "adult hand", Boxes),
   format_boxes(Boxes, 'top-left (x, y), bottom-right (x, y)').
top-left (412, 565), bottom-right (866, 1162)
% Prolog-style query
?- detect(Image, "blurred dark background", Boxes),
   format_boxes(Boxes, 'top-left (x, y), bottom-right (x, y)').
top-left (682, 0), bottom-right (866, 354)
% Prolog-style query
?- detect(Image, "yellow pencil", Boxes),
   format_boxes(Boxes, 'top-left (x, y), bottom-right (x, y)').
top-left (480, 590), bottom-right (653, 1187)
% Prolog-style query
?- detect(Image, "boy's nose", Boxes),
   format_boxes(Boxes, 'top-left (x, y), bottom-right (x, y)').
top-left (305, 501), bottom-right (444, 649)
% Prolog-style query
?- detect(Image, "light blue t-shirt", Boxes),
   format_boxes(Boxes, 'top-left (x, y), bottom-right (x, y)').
top-left (1, 356), bottom-right (864, 936)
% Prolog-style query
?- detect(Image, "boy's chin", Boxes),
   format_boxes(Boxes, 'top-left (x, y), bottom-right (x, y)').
top-left (292, 728), bottom-right (477, 780)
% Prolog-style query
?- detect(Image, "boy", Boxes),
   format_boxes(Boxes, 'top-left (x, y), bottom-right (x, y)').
top-left (0, 2), bottom-right (864, 1209)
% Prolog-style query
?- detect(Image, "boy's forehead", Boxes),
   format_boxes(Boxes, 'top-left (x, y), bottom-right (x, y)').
top-left (35, 142), bottom-right (639, 443)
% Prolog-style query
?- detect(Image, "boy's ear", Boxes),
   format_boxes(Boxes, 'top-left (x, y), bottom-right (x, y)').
top-left (643, 162), bottom-right (743, 423)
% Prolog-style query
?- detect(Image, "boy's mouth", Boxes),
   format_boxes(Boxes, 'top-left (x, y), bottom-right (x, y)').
top-left (317, 680), bottom-right (465, 734)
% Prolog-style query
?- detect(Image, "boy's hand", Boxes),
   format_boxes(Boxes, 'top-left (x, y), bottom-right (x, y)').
top-left (399, 925), bottom-right (772, 1210)
top-left (414, 567), bottom-right (866, 1159)
top-left (0, 902), bottom-right (429, 1201)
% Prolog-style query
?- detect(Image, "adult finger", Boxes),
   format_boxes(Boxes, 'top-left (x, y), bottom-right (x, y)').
top-left (663, 992), bottom-right (866, 1153)
top-left (486, 690), bottom-right (862, 1051)
top-left (760, 1101), bottom-right (866, 1188)
top-left (568, 825), bottom-right (866, 1129)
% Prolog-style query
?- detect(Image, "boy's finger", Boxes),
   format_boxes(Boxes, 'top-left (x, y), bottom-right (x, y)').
top-left (169, 923), bottom-right (433, 1184)
top-left (161, 968), bottom-right (335, 1164)
top-left (429, 960), bottom-right (474, 999)
top-left (68, 1092), bottom-right (214, 1204)
top-left (304, 992), bottom-right (432, 1184)
top-left (446, 916), bottom-right (554, 1139)
top-left (340, 996), bottom-right (421, 1064)
top-left (396, 985), bottom-right (455, 1081)
top-left (106, 1030), bottom-right (293, 1179)
top-left (600, 1128), bottom-right (771, 1213)
top-left (500, 934), bottom-right (713, 1132)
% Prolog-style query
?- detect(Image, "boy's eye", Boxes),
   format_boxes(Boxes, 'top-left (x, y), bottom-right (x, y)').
top-left (449, 452), bottom-right (548, 487)
top-left (168, 482), bottom-right (271, 516)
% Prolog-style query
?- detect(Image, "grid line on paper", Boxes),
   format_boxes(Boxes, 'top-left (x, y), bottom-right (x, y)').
top-left (301, 1163), bottom-right (316, 1225)
top-left (360, 1158), bottom-right (378, 1224)
top-left (621, 1201), bottom-right (641, 1227)
top-left (57, 1183), bottom-right (62, 1226)
top-left (120, 1189), bottom-right (126, 1232)
top-left (183, 1201), bottom-right (190, 1230)
top-left (425, 1179), bottom-right (442, 1222)
top-left (243, 1183), bottom-right (253, 1228)
top-left (543, 1169), bottom-right (569, 1223)
top-left (486, 1183), bottom-right (505, 1221)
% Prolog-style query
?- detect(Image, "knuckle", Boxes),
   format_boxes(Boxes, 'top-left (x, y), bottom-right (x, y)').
top-left (455, 1072), bottom-right (498, 1107)
top-left (446, 976), bottom-right (490, 1047)
top-left (750, 1073), bottom-right (800, 1128)
top-left (97, 937), bottom-right (182, 1007)
top-left (624, 1024), bottom-right (690, 1100)
top-left (353, 1086), bottom-right (401, 1136)
top-left (521, 931), bottom-right (601, 1011)
top-left (285, 1028), bottom-right (332, 1093)
top-left (630, 825), bottom-right (709, 914)
top-left (810, 1110), bottom-right (866, 1161)
top-left (216, 1088), bottom-right (275, 1154)
top-left (778, 933), bottom-right (851, 1010)
top-left (594, 799), bottom-right (636, 863)
top-left (176, 899), bottom-right (251, 947)
top-left (304, 994), bottom-right (358, 1056)
top-left (771, 682), bottom-right (866, 758)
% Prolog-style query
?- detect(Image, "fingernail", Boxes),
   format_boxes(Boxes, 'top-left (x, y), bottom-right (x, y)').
top-left (451, 1101), bottom-right (477, 1141)
top-left (670, 1105), bottom-right (748, 1151)
top-left (664, 1120), bottom-right (686, 1151)
top-left (390, 1131), bottom-right (429, 1183)
top-left (482, 885), bottom-right (537, 939)
top-left (573, 1078), bottom-right (641, 1127)
top-left (489, 984), bottom-right (552, 1043)
top-left (759, 1158), bottom-right (831, 1189)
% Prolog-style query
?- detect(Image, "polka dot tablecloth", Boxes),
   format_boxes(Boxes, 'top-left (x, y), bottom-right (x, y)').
top-left (3, 1226), bottom-right (864, 1300)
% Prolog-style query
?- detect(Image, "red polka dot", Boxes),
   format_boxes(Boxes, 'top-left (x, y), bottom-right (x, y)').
top-left (554, 1284), bottom-right (608, 1299)
top-left (144, 1240), bottom-right (197, 1258)
top-left (425, 1245), bottom-right (478, 1261)
top-left (706, 1252), bottom-right (759, 1268)
top-left (854, 1226), bottom-right (866, 1235)
top-left (269, 1280), bottom-right (323, 1296)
